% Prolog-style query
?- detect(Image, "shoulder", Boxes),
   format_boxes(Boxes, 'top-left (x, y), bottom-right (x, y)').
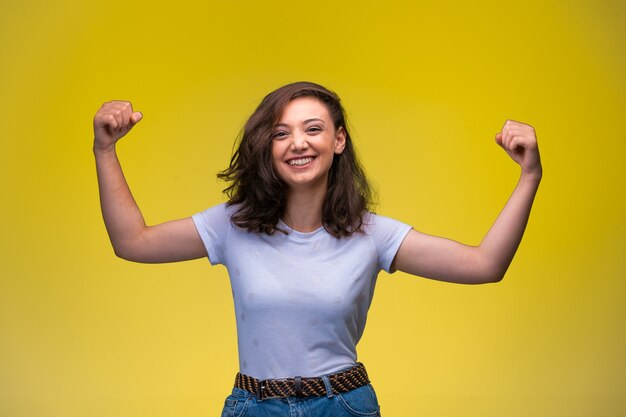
top-left (361, 212), bottom-right (412, 272)
top-left (191, 203), bottom-right (238, 236)
top-left (363, 211), bottom-right (412, 234)
top-left (193, 202), bottom-right (236, 221)
top-left (191, 203), bottom-right (240, 265)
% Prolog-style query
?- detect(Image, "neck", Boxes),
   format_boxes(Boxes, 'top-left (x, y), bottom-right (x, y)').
top-left (283, 184), bottom-right (326, 233)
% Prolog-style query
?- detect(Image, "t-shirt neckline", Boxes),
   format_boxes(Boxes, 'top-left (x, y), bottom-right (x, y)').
top-left (277, 219), bottom-right (326, 241)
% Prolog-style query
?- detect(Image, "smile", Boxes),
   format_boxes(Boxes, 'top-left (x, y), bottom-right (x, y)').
top-left (287, 156), bottom-right (316, 167)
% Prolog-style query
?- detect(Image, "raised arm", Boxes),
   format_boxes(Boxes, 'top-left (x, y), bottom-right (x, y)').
top-left (392, 120), bottom-right (542, 284)
top-left (93, 101), bottom-right (207, 263)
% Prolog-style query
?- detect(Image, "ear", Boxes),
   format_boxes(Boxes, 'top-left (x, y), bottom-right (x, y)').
top-left (334, 126), bottom-right (346, 154)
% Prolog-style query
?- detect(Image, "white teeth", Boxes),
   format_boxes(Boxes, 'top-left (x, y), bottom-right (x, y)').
top-left (288, 157), bottom-right (314, 166)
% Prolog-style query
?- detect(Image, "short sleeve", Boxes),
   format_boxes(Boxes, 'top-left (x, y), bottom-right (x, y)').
top-left (191, 203), bottom-right (231, 265)
top-left (366, 213), bottom-right (412, 273)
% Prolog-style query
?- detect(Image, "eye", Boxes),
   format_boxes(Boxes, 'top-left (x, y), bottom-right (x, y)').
top-left (307, 126), bottom-right (322, 134)
top-left (272, 131), bottom-right (288, 139)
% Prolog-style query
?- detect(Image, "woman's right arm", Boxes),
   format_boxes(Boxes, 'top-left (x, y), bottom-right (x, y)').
top-left (93, 100), bottom-right (207, 263)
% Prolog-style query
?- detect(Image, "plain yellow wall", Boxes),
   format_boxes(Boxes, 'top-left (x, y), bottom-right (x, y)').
top-left (1, 0), bottom-right (624, 416)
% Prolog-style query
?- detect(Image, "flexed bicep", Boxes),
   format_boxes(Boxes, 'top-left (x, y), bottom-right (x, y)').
top-left (93, 102), bottom-right (207, 264)
top-left (118, 217), bottom-right (208, 263)
top-left (392, 229), bottom-right (498, 284)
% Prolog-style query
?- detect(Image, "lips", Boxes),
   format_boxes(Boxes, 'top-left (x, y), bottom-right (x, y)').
top-left (286, 156), bottom-right (316, 167)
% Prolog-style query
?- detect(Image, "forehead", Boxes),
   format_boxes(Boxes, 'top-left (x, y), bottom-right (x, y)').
top-left (279, 96), bottom-right (331, 123)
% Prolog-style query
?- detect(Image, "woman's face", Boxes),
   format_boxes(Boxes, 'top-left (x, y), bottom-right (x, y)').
top-left (271, 97), bottom-right (346, 191)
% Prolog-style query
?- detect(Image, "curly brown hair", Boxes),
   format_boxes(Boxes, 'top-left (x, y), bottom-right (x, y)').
top-left (218, 81), bottom-right (373, 238)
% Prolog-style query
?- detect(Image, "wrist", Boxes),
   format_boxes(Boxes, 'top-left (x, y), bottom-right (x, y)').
top-left (93, 142), bottom-right (117, 157)
top-left (520, 168), bottom-right (542, 186)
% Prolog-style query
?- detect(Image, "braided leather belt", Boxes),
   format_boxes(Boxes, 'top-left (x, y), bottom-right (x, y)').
top-left (234, 362), bottom-right (370, 400)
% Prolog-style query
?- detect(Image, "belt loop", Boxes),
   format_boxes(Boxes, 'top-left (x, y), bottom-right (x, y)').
top-left (256, 379), bottom-right (266, 402)
top-left (321, 375), bottom-right (334, 398)
top-left (294, 376), bottom-right (302, 397)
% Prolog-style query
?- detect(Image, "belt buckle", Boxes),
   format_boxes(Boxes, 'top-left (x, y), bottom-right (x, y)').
top-left (256, 379), bottom-right (267, 400)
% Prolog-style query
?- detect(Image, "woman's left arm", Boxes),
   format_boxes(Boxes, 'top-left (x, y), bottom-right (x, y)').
top-left (393, 120), bottom-right (542, 284)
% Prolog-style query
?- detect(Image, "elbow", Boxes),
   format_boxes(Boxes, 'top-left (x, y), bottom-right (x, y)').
top-left (488, 272), bottom-right (505, 284)
top-left (112, 240), bottom-right (143, 262)
top-left (113, 245), bottom-right (134, 261)
top-left (114, 247), bottom-right (148, 263)
top-left (110, 230), bottom-right (149, 262)
top-left (483, 266), bottom-right (508, 284)
top-left (475, 252), bottom-right (510, 284)
top-left (474, 260), bottom-right (507, 284)
top-left (466, 272), bottom-right (503, 284)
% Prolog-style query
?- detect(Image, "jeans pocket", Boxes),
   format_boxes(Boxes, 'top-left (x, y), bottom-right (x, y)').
top-left (220, 393), bottom-right (252, 417)
top-left (336, 384), bottom-right (381, 416)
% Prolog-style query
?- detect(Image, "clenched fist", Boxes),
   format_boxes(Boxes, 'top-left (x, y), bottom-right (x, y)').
top-left (496, 120), bottom-right (542, 179)
top-left (93, 101), bottom-right (143, 152)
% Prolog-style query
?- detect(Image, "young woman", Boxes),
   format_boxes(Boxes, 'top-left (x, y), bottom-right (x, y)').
top-left (93, 82), bottom-right (542, 416)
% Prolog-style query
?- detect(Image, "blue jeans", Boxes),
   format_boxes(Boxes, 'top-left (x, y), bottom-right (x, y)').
top-left (220, 382), bottom-right (381, 417)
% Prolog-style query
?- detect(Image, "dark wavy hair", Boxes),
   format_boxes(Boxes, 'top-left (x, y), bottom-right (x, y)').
top-left (218, 81), bottom-right (373, 238)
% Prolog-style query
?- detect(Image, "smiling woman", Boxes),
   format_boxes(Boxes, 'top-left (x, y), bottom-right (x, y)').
top-left (92, 81), bottom-right (541, 416)
top-left (217, 82), bottom-right (373, 238)
top-left (270, 97), bottom-right (346, 199)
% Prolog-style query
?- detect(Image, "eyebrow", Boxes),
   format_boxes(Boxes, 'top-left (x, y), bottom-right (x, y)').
top-left (275, 118), bottom-right (326, 128)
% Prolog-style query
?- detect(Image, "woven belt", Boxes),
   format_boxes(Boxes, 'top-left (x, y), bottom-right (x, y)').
top-left (234, 362), bottom-right (370, 400)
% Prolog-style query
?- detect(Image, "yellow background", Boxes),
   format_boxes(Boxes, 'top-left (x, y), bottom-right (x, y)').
top-left (1, 0), bottom-right (624, 416)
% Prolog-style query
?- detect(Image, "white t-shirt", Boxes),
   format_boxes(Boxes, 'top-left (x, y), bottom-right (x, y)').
top-left (192, 203), bottom-right (412, 379)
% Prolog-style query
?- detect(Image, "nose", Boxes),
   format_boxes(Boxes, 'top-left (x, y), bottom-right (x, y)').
top-left (291, 130), bottom-right (309, 151)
